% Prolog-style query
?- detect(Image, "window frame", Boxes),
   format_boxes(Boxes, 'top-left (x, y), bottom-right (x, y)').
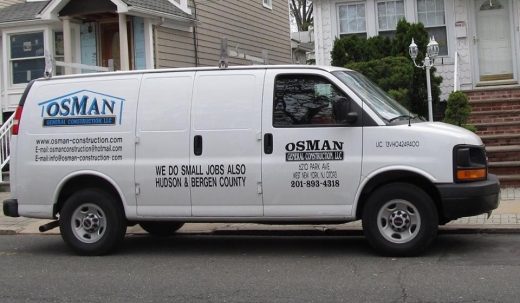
top-left (330, 0), bottom-right (453, 60)
top-left (263, 0), bottom-right (273, 9)
top-left (337, 2), bottom-right (368, 38)
top-left (375, 0), bottom-right (406, 37)
top-left (7, 30), bottom-right (46, 87)
top-left (272, 73), bottom-right (355, 128)
top-left (415, 0), bottom-right (448, 56)
top-left (53, 30), bottom-right (65, 76)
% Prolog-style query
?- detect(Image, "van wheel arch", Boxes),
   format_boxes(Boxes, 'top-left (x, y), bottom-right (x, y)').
top-left (356, 170), bottom-right (445, 224)
top-left (55, 175), bottom-right (123, 218)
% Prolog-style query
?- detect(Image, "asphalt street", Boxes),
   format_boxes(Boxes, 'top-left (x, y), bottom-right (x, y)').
top-left (0, 233), bottom-right (519, 303)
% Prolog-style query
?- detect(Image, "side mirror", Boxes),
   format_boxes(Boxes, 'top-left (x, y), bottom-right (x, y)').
top-left (333, 97), bottom-right (358, 124)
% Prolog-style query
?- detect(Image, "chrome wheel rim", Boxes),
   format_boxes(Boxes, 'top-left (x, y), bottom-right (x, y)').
top-left (377, 199), bottom-right (421, 244)
top-left (71, 203), bottom-right (106, 243)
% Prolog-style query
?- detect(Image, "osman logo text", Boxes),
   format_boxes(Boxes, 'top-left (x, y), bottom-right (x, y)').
top-left (37, 90), bottom-right (125, 127)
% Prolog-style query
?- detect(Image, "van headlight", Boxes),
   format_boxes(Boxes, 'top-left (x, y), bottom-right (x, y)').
top-left (453, 145), bottom-right (488, 182)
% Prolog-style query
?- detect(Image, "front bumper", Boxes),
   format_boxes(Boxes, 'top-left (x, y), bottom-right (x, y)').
top-left (3, 199), bottom-right (19, 217)
top-left (436, 174), bottom-right (500, 220)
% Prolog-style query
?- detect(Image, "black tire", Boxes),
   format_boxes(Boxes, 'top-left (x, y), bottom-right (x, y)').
top-left (362, 183), bottom-right (438, 257)
top-left (60, 189), bottom-right (127, 256)
top-left (139, 222), bottom-right (185, 237)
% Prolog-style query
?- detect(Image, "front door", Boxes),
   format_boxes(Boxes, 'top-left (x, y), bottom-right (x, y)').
top-left (261, 70), bottom-right (363, 217)
top-left (474, 0), bottom-right (515, 82)
top-left (189, 70), bottom-right (265, 217)
top-left (99, 21), bottom-right (133, 71)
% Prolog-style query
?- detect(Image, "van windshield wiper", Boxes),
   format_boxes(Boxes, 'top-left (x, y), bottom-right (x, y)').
top-left (387, 115), bottom-right (416, 123)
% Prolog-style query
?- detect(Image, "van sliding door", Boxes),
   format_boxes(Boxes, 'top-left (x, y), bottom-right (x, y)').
top-left (189, 70), bottom-right (265, 217)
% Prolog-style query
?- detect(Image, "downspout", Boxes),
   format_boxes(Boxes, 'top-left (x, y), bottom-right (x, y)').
top-left (153, 17), bottom-right (164, 68)
top-left (192, 0), bottom-right (199, 67)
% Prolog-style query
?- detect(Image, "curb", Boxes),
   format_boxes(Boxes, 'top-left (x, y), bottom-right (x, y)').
top-left (4, 226), bottom-right (520, 237)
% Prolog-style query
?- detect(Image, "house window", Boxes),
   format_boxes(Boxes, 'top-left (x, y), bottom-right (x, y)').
top-left (9, 32), bottom-right (45, 85)
top-left (273, 74), bottom-right (350, 127)
top-left (417, 0), bottom-right (448, 55)
top-left (263, 0), bottom-right (272, 9)
top-left (54, 31), bottom-right (65, 76)
top-left (377, 0), bottom-right (405, 38)
top-left (338, 3), bottom-right (367, 38)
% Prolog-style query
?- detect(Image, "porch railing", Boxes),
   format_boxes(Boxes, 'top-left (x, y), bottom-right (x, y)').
top-left (0, 113), bottom-right (14, 182)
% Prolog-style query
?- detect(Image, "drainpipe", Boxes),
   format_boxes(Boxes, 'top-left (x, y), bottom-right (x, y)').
top-left (192, 0), bottom-right (199, 67)
top-left (153, 17), bottom-right (164, 69)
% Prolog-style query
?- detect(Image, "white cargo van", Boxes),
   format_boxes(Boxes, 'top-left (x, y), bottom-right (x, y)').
top-left (3, 65), bottom-right (499, 256)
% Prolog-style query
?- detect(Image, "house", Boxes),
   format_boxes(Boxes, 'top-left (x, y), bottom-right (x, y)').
top-left (313, 0), bottom-right (520, 186)
top-left (291, 31), bottom-right (314, 64)
top-left (313, 0), bottom-right (520, 99)
top-left (0, 0), bottom-right (292, 120)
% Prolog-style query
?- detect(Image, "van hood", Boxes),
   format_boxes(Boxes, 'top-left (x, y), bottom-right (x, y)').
top-left (411, 122), bottom-right (483, 146)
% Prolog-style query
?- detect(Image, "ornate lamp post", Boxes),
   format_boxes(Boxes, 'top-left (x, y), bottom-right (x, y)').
top-left (409, 37), bottom-right (439, 122)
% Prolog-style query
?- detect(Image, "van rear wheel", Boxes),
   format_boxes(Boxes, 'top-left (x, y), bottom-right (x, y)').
top-left (362, 183), bottom-right (438, 257)
top-left (139, 222), bottom-right (185, 237)
top-left (60, 189), bottom-right (127, 256)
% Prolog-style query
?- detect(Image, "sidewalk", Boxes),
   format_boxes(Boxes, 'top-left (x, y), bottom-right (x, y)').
top-left (2, 189), bottom-right (520, 236)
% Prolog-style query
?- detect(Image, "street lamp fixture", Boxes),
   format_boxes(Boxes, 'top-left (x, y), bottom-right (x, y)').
top-left (409, 36), bottom-right (438, 122)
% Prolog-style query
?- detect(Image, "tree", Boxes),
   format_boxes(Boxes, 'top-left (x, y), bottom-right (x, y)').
top-left (290, 0), bottom-right (313, 31)
top-left (330, 19), bottom-right (443, 119)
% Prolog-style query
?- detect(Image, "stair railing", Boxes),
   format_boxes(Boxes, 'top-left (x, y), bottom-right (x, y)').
top-left (0, 113), bottom-right (14, 181)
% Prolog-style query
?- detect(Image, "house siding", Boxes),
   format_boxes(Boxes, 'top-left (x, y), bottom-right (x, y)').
top-left (156, 0), bottom-right (291, 68)
top-left (314, 0), bottom-right (333, 66)
top-left (0, 0), bottom-right (25, 10)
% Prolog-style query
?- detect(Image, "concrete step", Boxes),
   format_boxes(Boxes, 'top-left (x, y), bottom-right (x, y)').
top-left (468, 98), bottom-right (520, 108)
top-left (497, 175), bottom-right (520, 188)
top-left (2, 171), bottom-right (9, 182)
top-left (480, 134), bottom-right (520, 146)
top-left (466, 87), bottom-right (520, 102)
top-left (474, 121), bottom-right (520, 135)
top-left (0, 181), bottom-right (9, 192)
top-left (489, 161), bottom-right (520, 176)
top-left (486, 145), bottom-right (520, 162)
top-left (469, 110), bottom-right (520, 124)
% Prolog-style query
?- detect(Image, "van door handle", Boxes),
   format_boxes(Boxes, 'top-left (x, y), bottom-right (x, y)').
top-left (264, 133), bottom-right (273, 154)
top-left (194, 135), bottom-right (203, 156)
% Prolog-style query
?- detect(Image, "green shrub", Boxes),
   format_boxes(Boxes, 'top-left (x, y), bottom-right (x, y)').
top-left (443, 91), bottom-right (475, 132)
top-left (331, 35), bottom-right (392, 66)
top-left (330, 19), bottom-right (443, 119)
top-left (345, 57), bottom-right (413, 108)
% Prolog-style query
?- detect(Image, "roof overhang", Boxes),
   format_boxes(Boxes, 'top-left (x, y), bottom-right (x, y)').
top-left (0, 19), bottom-right (56, 30)
top-left (125, 6), bottom-right (200, 26)
top-left (40, 0), bottom-right (199, 26)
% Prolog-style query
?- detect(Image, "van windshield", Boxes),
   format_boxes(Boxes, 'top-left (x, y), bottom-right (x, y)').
top-left (332, 70), bottom-right (417, 122)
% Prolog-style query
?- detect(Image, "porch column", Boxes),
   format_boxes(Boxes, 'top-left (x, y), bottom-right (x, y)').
top-left (118, 13), bottom-right (130, 71)
top-left (62, 16), bottom-right (73, 75)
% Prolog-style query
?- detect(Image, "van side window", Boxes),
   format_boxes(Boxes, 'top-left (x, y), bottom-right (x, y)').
top-left (273, 74), bottom-right (350, 127)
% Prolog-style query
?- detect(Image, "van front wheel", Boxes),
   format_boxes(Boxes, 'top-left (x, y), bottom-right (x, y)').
top-left (362, 183), bottom-right (438, 256)
top-left (60, 189), bottom-right (127, 256)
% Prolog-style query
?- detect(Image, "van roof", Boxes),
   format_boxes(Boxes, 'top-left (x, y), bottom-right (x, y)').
top-left (37, 65), bottom-right (351, 81)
